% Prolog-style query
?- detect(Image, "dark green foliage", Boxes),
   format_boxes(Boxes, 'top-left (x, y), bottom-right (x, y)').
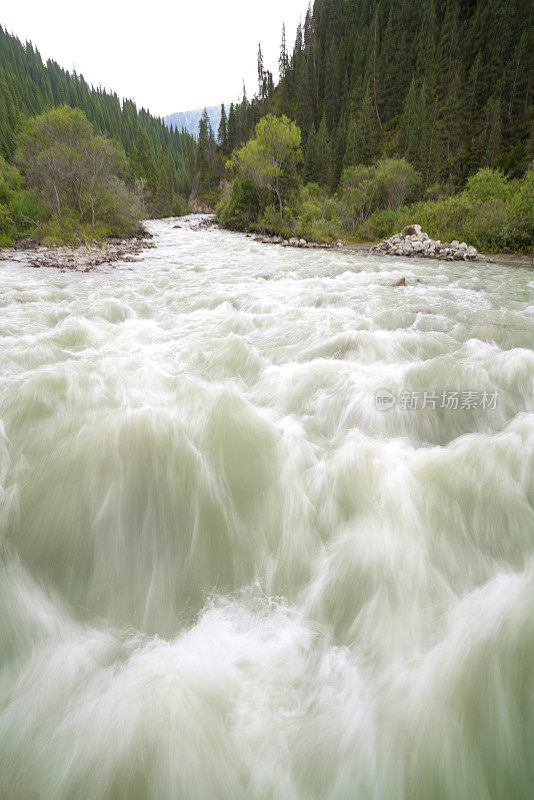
top-left (131, 130), bottom-right (156, 190)
top-left (0, 154), bottom-right (23, 245)
top-left (226, 0), bottom-right (532, 194)
top-left (344, 84), bottom-right (379, 168)
top-left (480, 96), bottom-right (503, 169)
top-left (218, 104), bottom-right (228, 151)
top-left (216, 175), bottom-right (262, 230)
top-left (305, 115), bottom-right (331, 186)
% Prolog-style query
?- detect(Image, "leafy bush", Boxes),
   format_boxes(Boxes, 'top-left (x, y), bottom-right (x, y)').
top-left (255, 205), bottom-right (295, 239)
top-left (374, 158), bottom-right (422, 208)
top-left (12, 106), bottom-right (142, 240)
top-left (339, 159), bottom-right (422, 231)
top-left (339, 165), bottom-right (378, 227)
top-left (466, 168), bottom-right (511, 202)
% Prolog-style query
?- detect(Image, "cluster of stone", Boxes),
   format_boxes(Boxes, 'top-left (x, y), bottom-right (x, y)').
top-left (1, 236), bottom-right (154, 271)
top-left (371, 224), bottom-right (480, 261)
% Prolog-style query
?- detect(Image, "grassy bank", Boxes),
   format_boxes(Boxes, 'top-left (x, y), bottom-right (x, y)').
top-left (221, 165), bottom-right (534, 255)
top-left (216, 116), bottom-right (534, 256)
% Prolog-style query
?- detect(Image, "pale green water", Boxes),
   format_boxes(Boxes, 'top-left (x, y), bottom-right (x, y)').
top-left (0, 216), bottom-right (533, 799)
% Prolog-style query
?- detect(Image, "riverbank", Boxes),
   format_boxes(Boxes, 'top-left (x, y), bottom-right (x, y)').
top-left (218, 164), bottom-right (534, 258)
top-left (244, 228), bottom-right (532, 267)
top-left (0, 233), bottom-right (155, 271)
top-left (2, 215), bottom-right (531, 271)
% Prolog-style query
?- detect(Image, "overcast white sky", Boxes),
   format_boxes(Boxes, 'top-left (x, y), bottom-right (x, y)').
top-left (2, 0), bottom-right (308, 118)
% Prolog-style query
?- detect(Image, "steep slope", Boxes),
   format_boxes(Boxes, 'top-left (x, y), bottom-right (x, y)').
top-left (229, 0), bottom-right (533, 188)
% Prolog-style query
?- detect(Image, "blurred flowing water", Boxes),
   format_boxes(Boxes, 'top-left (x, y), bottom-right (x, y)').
top-left (0, 216), bottom-right (533, 799)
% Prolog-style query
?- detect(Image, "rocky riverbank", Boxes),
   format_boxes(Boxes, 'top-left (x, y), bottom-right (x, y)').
top-left (251, 234), bottom-right (343, 250)
top-left (371, 225), bottom-right (481, 260)
top-left (247, 225), bottom-right (489, 260)
top-left (0, 235), bottom-right (154, 271)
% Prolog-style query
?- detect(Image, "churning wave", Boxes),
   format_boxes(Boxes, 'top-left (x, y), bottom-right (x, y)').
top-left (0, 217), bottom-right (533, 799)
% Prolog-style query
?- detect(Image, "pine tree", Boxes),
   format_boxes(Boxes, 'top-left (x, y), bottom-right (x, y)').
top-left (218, 104), bottom-right (228, 151)
top-left (304, 122), bottom-right (319, 182)
top-left (227, 103), bottom-right (237, 152)
top-left (329, 117), bottom-right (347, 190)
top-left (279, 24), bottom-right (289, 81)
top-left (198, 109), bottom-right (210, 160)
top-left (436, 0), bottom-right (459, 102)
top-left (257, 44), bottom-right (265, 99)
top-left (415, 0), bottom-right (437, 90)
top-left (131, 129), bottom-right (156, 190)
top-left (369, 7), bottom-right (382, 131)
top-left (343, 83), bottom-right (378, 167)
top-left (466, 51), bottom-right (483, 130)
top-left (502, 30), bottom-right (534, 124)
top-left (485, 99), bottom-right (502, 168)
top-left (324, 37), bottom-right (341, 132)
top-left (303, 3), bottom-right (314, 52)
top-left (474, 95), bottom-right (502, 168)
top-left (156, 142), bottom-right (178, 212)
top-left (437, 67), bottom-right (464, 174)
top-left (296, 55), bottom-right (313, 139)
top-left (400, 79), bottom-right (432, 175)
top-left (293, 23), bottom-right (303, 64)
top-left (315, 114), bottom-right (331, 185)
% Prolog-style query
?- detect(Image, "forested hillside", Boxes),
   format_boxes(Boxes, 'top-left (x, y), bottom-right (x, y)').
top-left (213, 0), bottom-right (533, 252)
top-left (0, 26), bottom-right (198, 204)
top-left (222, 0), bottom-right (533, 190)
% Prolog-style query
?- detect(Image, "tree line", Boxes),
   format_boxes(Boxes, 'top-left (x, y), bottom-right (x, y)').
top-left (209, 0), bottom-right (533, 252)
top-left (220, 0), bottom-right (532, 194)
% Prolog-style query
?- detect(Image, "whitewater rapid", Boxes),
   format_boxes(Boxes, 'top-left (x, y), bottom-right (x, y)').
top-left (0, 216), bottom-right (533, 799)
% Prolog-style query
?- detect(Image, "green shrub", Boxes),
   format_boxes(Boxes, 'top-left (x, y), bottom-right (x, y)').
top-left (0, 203), bottom-right (14, 245)
top-left (339, 159), bottom-right (422, 231)
top-left (466, 168), bottom-right (511, 202)
top-left (374, 158), bottom-right (422, 208)
top-left (358, 207), bottom-right (402, 241)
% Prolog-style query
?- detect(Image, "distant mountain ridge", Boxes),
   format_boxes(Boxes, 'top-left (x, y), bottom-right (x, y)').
top-left (164, 106), bottom-right (222, 138)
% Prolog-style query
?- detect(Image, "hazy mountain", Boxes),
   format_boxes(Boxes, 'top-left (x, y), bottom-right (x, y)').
top-left (164, 106), bottom-right (222, 138)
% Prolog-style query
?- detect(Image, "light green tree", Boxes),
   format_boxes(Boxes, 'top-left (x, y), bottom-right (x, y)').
top-left (16, 106), bottom-right (140, 232)
top-left (231, 114), bottom-right (301, 212)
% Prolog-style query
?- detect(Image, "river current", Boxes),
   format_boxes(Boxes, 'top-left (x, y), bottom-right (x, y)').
top-left (0, 216), bottom-right (533, 799)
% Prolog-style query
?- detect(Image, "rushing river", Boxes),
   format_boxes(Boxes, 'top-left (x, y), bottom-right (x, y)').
top-left (0, 215), bottom-right (533, 799)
